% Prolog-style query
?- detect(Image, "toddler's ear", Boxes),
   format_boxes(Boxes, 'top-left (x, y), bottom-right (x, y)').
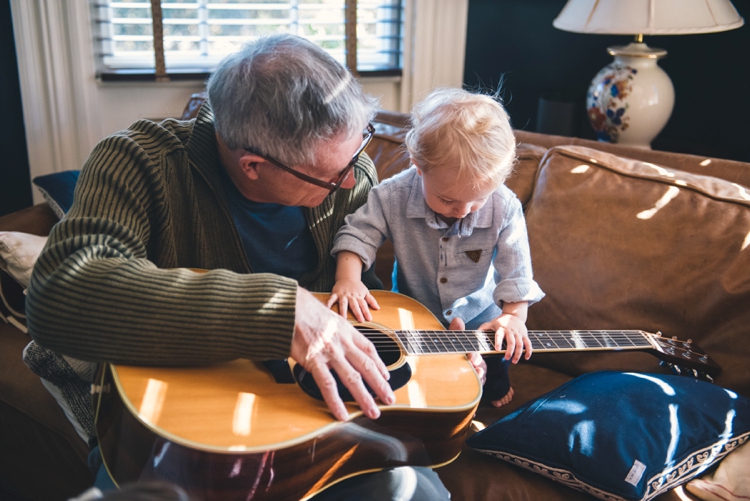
top-left (412, 160), bottom-right (422, 176)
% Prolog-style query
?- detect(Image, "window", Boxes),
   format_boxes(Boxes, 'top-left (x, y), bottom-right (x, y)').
top-left (92, 0), bottom-right (403, 79)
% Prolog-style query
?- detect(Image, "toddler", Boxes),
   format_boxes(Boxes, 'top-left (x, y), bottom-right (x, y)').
top-left (328, 87), bottom-right (544, 406)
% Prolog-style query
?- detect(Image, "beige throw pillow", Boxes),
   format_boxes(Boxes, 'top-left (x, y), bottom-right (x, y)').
top-left (0, 231), bottom-right (48, 288)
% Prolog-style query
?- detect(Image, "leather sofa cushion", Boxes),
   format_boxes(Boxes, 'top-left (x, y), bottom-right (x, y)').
top-left (515, 129), bottom-right (750, 189)
top-left (507, 142), bottom-right (547, 207)
top-left (524, 145), bottom-right (750, 397)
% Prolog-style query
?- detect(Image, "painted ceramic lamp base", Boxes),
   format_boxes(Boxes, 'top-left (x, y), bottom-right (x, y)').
top-left (586, 42), bottom-right (675, 148)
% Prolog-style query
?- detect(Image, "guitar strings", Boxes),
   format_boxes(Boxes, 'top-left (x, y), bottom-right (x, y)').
top-left (347, 329), bottom-right (657, 352)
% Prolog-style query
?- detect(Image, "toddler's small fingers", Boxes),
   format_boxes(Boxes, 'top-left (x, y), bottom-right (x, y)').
top-left (523, 336), bottom-right (533, 359)
top-left (366, 294), bottom-right (380, 311)
top-left (349, 298), bottom-right (366, 323)
top-left (358, 298), bottom-right (372, 322)
top-left (326, 293), bottom-right (338, 309)
top-left (339, 297), bottom-right (349, 318)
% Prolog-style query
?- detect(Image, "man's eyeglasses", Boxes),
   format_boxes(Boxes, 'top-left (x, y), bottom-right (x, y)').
top-left (244, 123), bottom-right (376, 192)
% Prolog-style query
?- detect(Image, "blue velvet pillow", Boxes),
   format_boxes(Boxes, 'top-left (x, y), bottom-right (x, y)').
top-left (32, 170), bottom-right (80, 219)
top-left (467, 371), bottom-right (750, 501)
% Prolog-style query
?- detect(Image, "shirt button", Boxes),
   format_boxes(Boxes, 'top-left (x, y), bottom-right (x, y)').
top-left (446, 310), bottom-right (453, 315)
top-left (440, 277), bottom-right (448, 284)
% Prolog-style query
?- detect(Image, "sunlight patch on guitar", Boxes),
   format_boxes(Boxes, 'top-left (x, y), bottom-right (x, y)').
top-left (233, 392), bottom-right (257, 437)
top-left (139, 378), bottom-right (168, 425)
top-left (306, 444), bottom-right (359, 498)
top-left (407, 379), bottom-right (427, 408)
top-left (569, 331), bottom-right (587, 350)
top-left (398, 308), bottom-right (415, 329)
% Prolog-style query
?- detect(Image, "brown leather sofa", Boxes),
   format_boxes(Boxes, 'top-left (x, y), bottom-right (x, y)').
top-left (2, 100), bottom-right (749, 501)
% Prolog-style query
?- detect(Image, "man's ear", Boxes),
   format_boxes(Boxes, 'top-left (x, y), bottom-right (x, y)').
top-left (239, 152), bottom-right (265, 181)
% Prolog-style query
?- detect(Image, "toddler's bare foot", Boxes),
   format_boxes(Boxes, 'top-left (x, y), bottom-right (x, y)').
top-left (491, 387), bottom-right (514, 408)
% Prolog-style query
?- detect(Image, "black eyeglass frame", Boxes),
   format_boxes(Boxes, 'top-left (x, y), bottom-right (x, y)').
top-left (244, 123), bottom-right (376, 192)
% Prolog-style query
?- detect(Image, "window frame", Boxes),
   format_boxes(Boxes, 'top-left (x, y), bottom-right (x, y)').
top-left (92, 0), bottom-right (404, 82)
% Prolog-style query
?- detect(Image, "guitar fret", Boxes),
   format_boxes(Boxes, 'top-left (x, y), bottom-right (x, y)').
top-left (404, 330), bottom-right (422, 355)
top-left (581, 331), bottom-right (602, 348)
top-left (623, 331), bottom-right (651, 347)
top-left (458, 333), bottom-right (478, 353)
top-left (394, 329), bottom-right (653, 355)
top-left (474, 331), bottom-right (494, 352)
top-left (600, 331), bottom-right (619, 348)
top-left (530, 331), bottom-right (550, 351)
top-left (424, 331), bottom-right (441, 354)
top-left (445, 331), bottom-right (461, 353)
top-left (432, 330), bottom-right (453, 353)
top-left (555, 331), bottom-right (576, 349)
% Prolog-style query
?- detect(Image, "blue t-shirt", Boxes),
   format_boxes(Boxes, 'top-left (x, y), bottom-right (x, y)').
top-left (220, 169), bottom-right (316, 279)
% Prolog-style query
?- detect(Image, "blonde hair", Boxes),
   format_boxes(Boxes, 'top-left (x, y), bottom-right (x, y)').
top-left (404, 87), bottom-right (516, 187)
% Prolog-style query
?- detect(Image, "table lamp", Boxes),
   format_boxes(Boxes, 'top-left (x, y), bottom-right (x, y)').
top-left (553, 0), bottom-right (744, 147)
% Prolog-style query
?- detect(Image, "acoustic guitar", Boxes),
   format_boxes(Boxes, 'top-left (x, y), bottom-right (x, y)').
top-left (94, 290), bottom-right (720, 501)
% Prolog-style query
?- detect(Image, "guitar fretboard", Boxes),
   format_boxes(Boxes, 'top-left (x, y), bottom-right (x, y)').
top-left (392, 329), bottom-right (654, 355)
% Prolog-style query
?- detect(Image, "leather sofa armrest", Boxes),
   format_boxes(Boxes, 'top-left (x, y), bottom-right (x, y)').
top-left (0, 204), bottom-right (59, 236)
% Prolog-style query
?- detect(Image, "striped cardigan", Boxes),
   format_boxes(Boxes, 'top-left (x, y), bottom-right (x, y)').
top-left (26, 102), bottom-right (380, 368)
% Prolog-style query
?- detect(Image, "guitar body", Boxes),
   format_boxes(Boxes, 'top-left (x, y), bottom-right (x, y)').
top-left (95, 291), bottom-right (481, 501)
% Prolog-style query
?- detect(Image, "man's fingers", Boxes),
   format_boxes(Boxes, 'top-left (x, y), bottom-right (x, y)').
top-left (308, 360), bottom-right (349, 421)
top-left (328, 354), bottom-right (386, 420)
top-left (351, 328), bottom-right (391, 381)
top-left (344, 333), bottom-right (395, 406)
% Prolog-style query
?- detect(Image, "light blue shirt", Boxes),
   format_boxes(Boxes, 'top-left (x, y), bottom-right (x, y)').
top-left (331, 166), bottom-right (544, 329)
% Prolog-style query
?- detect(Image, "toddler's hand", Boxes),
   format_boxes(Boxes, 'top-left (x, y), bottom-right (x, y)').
top-left (467, 352), bottom-right (487, 385)
top-left (449, 317), bottom-right (487, 384)
top-left (479, 313), bottom-right (532, 364)
top-left (326, 279), bottom-right (380, 322)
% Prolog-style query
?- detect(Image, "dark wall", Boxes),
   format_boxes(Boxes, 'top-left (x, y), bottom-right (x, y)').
top-left (464, 0), bottom-right (750, 162)
top-left (0, 0), bottom-right (32, 216)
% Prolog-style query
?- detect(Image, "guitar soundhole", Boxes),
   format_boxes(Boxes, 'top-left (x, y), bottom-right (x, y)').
top-left (293, 327), bottom-right (411, 403)
top-left (358, 326), bottom-right (402, 368)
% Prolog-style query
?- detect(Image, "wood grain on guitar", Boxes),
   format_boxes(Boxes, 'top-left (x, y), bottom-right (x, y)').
top-left (94, 290), bottom-right (720, 501)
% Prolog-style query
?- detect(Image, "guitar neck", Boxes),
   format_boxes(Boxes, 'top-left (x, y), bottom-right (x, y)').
top-left (393, 329), bottom-right (655, 355)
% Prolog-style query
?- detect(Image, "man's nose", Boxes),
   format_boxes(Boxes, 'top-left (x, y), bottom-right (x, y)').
top-left (340, 170), bottom-right (357, 189)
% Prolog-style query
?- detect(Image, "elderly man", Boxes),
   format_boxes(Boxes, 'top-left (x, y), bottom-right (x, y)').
top-left (26, 34), bottom-right (450, 500)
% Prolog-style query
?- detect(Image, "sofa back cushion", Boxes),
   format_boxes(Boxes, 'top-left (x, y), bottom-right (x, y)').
top-left (524, 145), bottom-right (750, 396)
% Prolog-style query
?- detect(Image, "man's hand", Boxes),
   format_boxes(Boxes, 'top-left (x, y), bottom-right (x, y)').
top-left (290, 287), bottom-right (394, 421)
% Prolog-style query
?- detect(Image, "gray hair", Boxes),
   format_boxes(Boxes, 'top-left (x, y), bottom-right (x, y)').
top-left (207, 34), bottom-right (378, 166)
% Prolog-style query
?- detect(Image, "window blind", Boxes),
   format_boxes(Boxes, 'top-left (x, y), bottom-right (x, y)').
top-left (92, 0), bottom-right (403, 78)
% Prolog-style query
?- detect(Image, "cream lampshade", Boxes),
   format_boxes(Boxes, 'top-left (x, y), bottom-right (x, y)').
top-left (553, 0), bottom-right (744, 148)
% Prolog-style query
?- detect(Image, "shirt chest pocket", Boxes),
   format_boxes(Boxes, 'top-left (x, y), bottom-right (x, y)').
top-left (454, 244), bottom-right (494, 268)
